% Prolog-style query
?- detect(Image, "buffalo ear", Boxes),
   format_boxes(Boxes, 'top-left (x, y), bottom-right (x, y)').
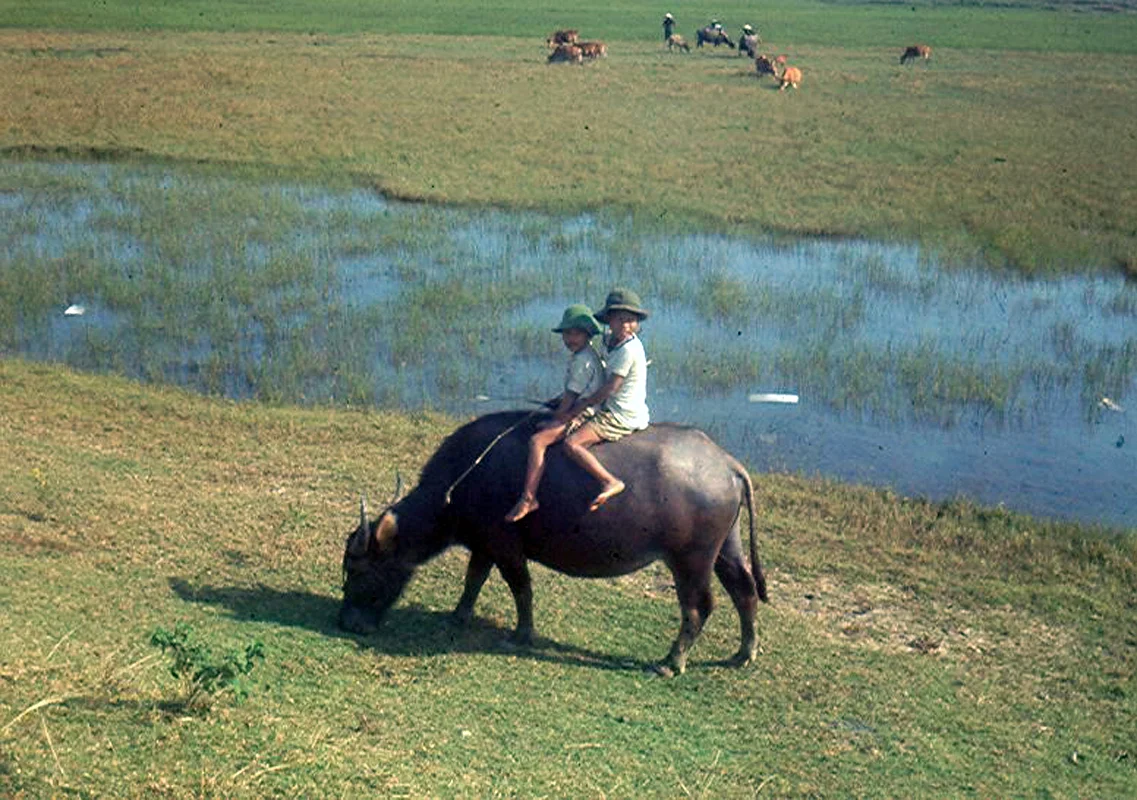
top-left (374, 511), bottom-right (398, 553)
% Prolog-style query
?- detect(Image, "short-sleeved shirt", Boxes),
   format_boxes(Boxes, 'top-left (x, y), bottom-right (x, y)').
top-left (602, 334), bottom-right (649, 430)
top-left (565, 344), bottom-right (604, 399)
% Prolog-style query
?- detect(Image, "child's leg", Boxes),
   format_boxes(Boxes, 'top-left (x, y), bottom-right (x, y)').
top-left (563, 425), bottom-right (625, 511)
top-left (505, 423), bottom-right (566, 522)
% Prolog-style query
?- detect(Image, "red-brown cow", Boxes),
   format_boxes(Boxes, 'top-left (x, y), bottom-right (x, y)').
top-left (577, 41), bottom-right (607, 59)
top-left (546, 29), bottom-right (579, 48)
top-left (779, 65), bottom-right (803, 91)
top-left (667, 34), bottom-right (691, 52)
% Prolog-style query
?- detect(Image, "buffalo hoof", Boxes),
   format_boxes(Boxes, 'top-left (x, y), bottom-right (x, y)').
top-left (728, 649), bottom-right (757, 668)
top-left (503, 628), bottom-right (534, 649)
top-left (339, 604), bottom-right (379, 635)
top-left (646, 663), bottom-right (680, 678)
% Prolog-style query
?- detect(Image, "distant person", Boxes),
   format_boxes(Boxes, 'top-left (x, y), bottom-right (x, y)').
top-left (663, 12), bottom-right (676, 41)
top-left (562, 288), bottom-right (651, 512)
top-left (505, 305), bottom-right (605, 523)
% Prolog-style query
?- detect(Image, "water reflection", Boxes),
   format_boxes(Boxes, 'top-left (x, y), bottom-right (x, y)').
top-left (2, 161), bottom-right (1134, 529)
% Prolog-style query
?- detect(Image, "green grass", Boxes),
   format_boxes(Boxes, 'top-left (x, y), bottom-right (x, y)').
top-left (2, 2), bottom-right (1137, 273)
top-left (1, 359), bottom-right (1134, 796)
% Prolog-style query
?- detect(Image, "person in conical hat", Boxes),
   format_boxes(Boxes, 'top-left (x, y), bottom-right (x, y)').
top-left (662, 13), bottom-right (676, 41)
top-left (562, 288), bottom-right (651, 512)
top-left (506, 305), bottom-right (605, 522)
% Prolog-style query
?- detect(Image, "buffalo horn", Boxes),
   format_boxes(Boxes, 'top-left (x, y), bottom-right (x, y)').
top-left (347, 495), bottom-right (370, 557)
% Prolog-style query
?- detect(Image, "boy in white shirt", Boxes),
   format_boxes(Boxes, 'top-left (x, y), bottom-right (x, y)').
top-left (505, 305), bottom-right (605, 522)
top-left (563, 288), bottom-right (650, 512)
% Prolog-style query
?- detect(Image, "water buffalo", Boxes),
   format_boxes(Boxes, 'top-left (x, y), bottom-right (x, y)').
top-left (340, 411), bottom-right (768, 676)
top-left (739, 33), bottom-right (759, 58)
top-left (755, 54), bottom-right (778, 79)
top-left (696, 27), bottom-right (735, 49)
top-left (547, 44), bottom-right (583, 64)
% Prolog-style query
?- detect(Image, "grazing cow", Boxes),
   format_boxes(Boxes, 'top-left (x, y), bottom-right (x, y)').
top-left (339, 411), bottom-right (769, 677)
top-left (739, 33), bottom-right (759, 59)
top-left (779, 65), bottom-right (802, 91)
top-left (546, 29), bottom-right (579, 48)
top-left (577, 41), bottom-right (607, 59)
top-left (667, 34), bottom-right (691, 53)
top-left (696, 26), bottom-right (735, 49)
top-left (900, 44), bottom-right (932, 64)
top-left (547, 44), bottom-right (583, 64)
top-left (755, 54), bottom-right (778, 79)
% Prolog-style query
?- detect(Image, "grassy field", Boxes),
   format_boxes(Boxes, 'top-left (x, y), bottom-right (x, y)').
top-left (1, 359), bottom-right (1135, 797)
top-left (2, 1), bottom-right (1137, 273)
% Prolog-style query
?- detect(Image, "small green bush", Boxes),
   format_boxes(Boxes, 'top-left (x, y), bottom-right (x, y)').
top-left (150, 623), bottom-right (265, 709)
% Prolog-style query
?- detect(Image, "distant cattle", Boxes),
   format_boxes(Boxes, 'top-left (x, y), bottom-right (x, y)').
top-left (546, 29), bottom-right (579, 48)
top-left (900, 44), bottom-right (932, 64)
top-left (667, 34), bottom-right (691, 53)
top-left (739, 33), bottom-right (759, 58)
top-left (755, 55), bottom-right (778, 79)
top-left (547, 44), bottom-right (583, 64)
top-left (577, 41), bottom-right (607, 59)
top-left (696, 26), bottom-right (735, 49)
top-left (779, 65), bottom-right (802, 91)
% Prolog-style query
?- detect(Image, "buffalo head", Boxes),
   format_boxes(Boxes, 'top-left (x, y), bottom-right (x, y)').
top-left (339, 496), bottom-right (415, 634)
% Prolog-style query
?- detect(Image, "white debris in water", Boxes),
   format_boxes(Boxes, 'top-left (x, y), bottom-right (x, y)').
top-left (63, 304), bottom-right (86, 316)
top-left (1099, 397), bottom-right (1124, 413)
top-left (473, 394), bottom-right (491, 402)
top-left (748, 393), bottom-right (799, 404)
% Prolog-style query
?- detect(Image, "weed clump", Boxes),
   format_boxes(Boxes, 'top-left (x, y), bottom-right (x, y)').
top-left (149, 623), bottom-right (265, 710)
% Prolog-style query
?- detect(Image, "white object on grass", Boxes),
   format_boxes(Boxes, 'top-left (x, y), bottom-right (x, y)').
top-left (1100, 397), bottom-right (1124, 413)
top-left (63, 304), bottom-right (86, 317)
top-left (748, 393), bottom-right (799, 404)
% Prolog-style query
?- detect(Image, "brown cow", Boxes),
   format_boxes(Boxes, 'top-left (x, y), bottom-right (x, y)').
top-left (547, 44), bottom-right (583, 64)
top-left (779, 65), bottom-right (802, 91)
top-left (667, 34), bottom-right (691, 53)
top-left (577, 41), bottom-right (607, 59)
top-left (900, 44), bottom-right (932, 64)
top-left (546, 29), bottom-right (579, 48)
top-left (755, 54), bottom-right (777, 79)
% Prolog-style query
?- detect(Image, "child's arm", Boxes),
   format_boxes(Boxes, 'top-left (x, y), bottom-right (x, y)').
top-left (552, 390), bottom-right (582, 423)
top-left (573, 374), bottom-right (624, 415)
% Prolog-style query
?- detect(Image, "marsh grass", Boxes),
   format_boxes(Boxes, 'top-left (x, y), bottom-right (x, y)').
top-left (0, 360), bottom-right (1133, 797)
top-left (2, 22), bottom-right (1135, 272)
top-left (3, 161), bottom-right (1135, 436)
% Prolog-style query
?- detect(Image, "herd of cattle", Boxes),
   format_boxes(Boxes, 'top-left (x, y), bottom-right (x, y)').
top-left (545, 29), bottom-right (608, 63)
top-left (545, 26), bottom-right (932, 92)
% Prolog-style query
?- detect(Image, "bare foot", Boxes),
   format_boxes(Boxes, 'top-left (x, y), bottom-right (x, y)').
top-left (589, 480), bottom-right (625, 511)
top-left (505, 494), bottom-right (539, 522)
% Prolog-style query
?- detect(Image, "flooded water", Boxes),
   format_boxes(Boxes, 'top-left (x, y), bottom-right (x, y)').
top-left (2, 161), bottom-right (1134, 529)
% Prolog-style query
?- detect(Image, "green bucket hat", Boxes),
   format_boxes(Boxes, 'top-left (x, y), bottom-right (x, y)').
top-left (552, 304), bottom-right (601, 337)
top-left (595, 288), bottom-right (649, 324)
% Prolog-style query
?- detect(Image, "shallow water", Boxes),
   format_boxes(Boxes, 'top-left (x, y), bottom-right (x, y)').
top-left (2, 161), bottom-right (1134, 529)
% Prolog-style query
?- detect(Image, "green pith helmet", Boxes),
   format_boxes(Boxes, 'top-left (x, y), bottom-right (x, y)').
top-left (595, 288), bottom-right (649, 324)
top-left (552, 304), bottom-right (602, 336)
